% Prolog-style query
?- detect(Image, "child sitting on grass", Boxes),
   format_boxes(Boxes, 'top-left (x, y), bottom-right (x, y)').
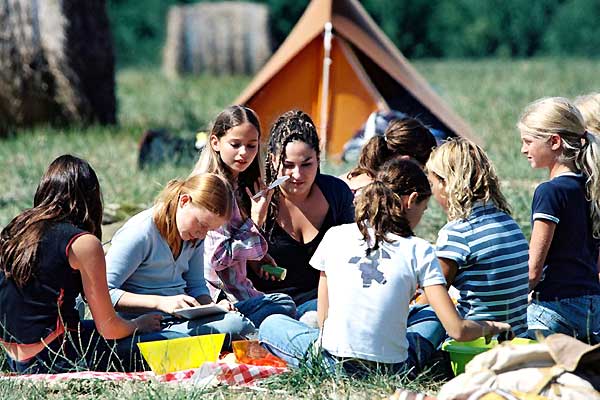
top-left (406, 138), bottom-right (529, 370)
top-left (518, 97), bottom-right (600, 344)
top-left (258, 159), bottom-right (511, 376)
top-left (0, 155), bottom-right (161, 373)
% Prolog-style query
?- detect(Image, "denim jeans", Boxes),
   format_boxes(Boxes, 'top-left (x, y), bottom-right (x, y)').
top-left (527, 295), bottom-right (600, 344)
top-left (296, 298), bottom-right (318, 319)
top-left (235, 293), bottom-right (297, 327)
top-left (405, 304), bottom-right (446, 371)
top-left (115, 310), bottom-right (256, 370)
top-left (258, 314), bottom-right (413, 376)
top-left (7, 320), bottom-right (129, 374)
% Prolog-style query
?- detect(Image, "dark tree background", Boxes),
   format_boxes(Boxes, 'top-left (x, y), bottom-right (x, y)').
top-left (108, 0), bottom-right (600, 66)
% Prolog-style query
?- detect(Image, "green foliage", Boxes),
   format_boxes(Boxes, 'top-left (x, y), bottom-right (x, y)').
top-left (106, 0), bottom-right (599, 66)
top-left (542, 0), bottom-right (600, 56)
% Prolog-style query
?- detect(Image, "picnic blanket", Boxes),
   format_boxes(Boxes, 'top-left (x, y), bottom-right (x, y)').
top-left (0, 362), bottom-right (287, 386)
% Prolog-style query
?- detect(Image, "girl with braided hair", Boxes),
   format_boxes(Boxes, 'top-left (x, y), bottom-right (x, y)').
top-left (247, 110), bottom-right (354, 316)
top-left (257, 159), bottom-right (511, 375)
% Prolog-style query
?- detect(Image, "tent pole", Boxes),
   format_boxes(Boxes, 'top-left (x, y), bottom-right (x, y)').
top-left (319, 22), bottom-right (333, 158)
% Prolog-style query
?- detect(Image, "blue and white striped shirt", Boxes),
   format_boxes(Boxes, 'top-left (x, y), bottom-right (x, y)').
top-left (436, 202), bottom-right (529, 336)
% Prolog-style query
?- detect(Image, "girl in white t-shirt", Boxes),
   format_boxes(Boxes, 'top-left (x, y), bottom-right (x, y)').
top-left (258, 159), bottom-right (511, 375)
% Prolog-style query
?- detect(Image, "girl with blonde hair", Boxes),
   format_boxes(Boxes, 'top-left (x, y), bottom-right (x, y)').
top-left (518, 97), bottom-right (600, 344)
top-left (424, 138), bottom-right (529, 334)
top-left (106, 173), bottom-right (255, 348)
top-left (574, 92), bottom-right (600, 135)
top-left (405, 138), bottom-right (529, 370)
top-left (258, 159), bottom-right (511, 375)
top-left (190, 106), bottom-right (296, 327)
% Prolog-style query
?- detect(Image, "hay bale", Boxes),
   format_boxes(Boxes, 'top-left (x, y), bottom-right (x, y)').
top-left (0, 0), bottom-right (116, 133)
top-left (163, 1), bottom-right (271, 77)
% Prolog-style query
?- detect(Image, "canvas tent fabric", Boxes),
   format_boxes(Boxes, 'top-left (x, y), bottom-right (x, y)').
top-left (235, 0), bottom-right (478, 157)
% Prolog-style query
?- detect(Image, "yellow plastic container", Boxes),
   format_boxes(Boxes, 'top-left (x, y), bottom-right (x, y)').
top-left (442, 337), bottom-right (535, 376)
top-left (137, 333), bottom-right (225, 374)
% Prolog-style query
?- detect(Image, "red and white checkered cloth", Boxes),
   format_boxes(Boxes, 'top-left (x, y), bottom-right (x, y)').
top-left (191, 362), bottom-right (287, 386)
top-left (0, 362), bottom-right (287, 386)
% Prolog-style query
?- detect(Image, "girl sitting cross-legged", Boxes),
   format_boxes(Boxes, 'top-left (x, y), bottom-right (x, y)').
top-left (258, 159), bottom-right (511, 376)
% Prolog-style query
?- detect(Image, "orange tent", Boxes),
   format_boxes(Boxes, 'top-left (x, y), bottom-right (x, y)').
top-left (235, 0), bottom-right (478, 157)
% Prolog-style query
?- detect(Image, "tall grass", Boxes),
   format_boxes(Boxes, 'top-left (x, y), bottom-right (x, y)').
top-left (1, 58), bottom-right (599, 397)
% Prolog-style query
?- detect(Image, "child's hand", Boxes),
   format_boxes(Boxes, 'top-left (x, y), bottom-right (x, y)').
top-left (132, 314), bottom-right (163, 333)
top-left (248, 255), bottom-right (280, 281)
top-left (217, 299), bottom-right (237, 311)
top-left (246, 178), bottom-right (273, 227)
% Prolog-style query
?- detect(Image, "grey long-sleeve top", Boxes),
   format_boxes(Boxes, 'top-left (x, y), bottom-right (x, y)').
top-left (106, 208), bottom-right (209, 315)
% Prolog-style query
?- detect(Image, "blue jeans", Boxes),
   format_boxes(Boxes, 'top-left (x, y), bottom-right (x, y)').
top-left (527, 295), bottom-right (600, 344)
top-left (116, 311), bottom-right (256, 369)
top-left (405, 304), bottom-right (446, 371)
top-left (296, 298), bottom-right (318, 318)
top-left (258, 315), bottom-right (412, 376)
top-left (235, 293), bottom-right (296, 327)
top-left (7, 320), bottom-right (130, 374)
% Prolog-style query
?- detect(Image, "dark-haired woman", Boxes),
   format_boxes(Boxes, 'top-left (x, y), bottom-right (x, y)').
top-left (258, 159), bottom-right (511, 375)
top-left (341, 117), bottom-right (436, 195)
top-left (0, 155), bottom-right (162, 374)
top-left (247, 110), bottom-right (354, 316)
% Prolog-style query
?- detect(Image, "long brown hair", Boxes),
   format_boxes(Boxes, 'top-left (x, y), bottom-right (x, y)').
top-left (349, 117), bottom-right (436, 179)
top-left (263, 110), bottom-right (321, 238)
top-left (355, 159), bottom-right (431, 255)
top-left (0, 155), bottom-right (103, 287)
top-left (153, 173), bottom-right (233, 256)
top-left (191, 105), bottom-right (262, 218)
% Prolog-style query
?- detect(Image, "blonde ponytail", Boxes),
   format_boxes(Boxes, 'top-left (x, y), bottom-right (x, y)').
top-left (579, 132), bottom-right (600, 238)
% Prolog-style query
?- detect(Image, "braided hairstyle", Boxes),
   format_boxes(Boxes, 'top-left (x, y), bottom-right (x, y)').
top-left (263, 110), bottom-right (321, 238)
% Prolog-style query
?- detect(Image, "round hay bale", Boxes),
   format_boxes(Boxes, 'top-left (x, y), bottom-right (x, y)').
top-left (0, 0), bottom-right (116, 133)
top-left (162, 1), bottom-right (271, 77)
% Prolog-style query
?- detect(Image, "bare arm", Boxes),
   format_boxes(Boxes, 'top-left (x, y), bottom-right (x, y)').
top-left (69, 235), bottom-right (161, 339)
top-left (528, 220), bottom-right (556, 290)
top-left (424, 284), bottom-right (510, 341)
top-left (416, 257), bottom-right (457, 304)
top-left (115, 291), bottom-right (201, 315)
top-left (317, 272), bottom-right (329, 329)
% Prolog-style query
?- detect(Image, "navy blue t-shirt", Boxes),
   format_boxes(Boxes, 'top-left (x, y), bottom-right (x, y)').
top-left (531, 173), bottom-right (600, 300)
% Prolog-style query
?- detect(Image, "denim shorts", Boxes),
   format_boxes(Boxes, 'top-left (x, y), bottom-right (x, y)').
top-left (527, 295), bottom-right (600, 345)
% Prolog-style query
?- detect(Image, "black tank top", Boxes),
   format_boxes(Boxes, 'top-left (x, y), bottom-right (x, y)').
top-left (0, 223), bottom-right (85, 344)
top-left (249, 209), bottom-right (333, 304)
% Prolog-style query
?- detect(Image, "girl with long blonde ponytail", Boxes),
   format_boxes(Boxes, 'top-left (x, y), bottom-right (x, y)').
top-left (519, 96), bottom-right (600, 344)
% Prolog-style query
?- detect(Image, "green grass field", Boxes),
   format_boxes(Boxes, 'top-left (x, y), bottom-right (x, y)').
top-left (0, 58), bottom-right (599, 398)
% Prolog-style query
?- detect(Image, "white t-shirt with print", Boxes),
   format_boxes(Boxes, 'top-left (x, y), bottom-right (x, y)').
top-left (310, 223), bottom-right (446, 364)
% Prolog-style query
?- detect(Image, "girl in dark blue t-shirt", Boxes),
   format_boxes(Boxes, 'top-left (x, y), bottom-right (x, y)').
top-left (518, 97), bottom-right (600, 344)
